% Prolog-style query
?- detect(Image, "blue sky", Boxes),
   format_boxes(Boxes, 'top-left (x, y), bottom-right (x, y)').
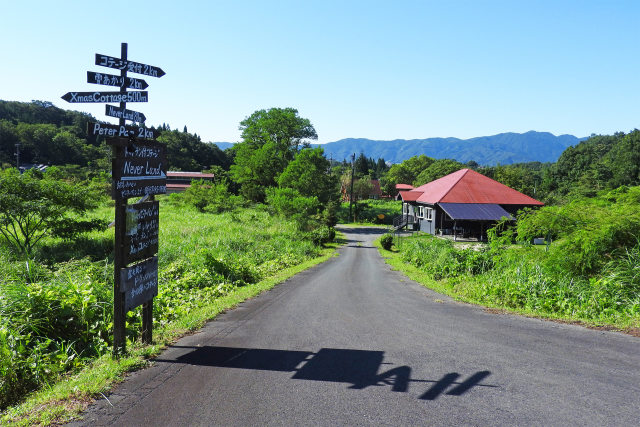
top-left (2, 1), bottom-right (638, 144)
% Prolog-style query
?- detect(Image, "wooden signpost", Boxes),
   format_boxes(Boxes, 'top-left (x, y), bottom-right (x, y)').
top-left (63, 43), bottom-right (165, 355)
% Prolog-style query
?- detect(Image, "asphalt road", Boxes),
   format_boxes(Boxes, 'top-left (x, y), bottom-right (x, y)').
top-left (73, 226), bottom-right (640, 426)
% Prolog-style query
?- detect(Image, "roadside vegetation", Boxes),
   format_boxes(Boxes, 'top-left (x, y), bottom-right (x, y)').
top-left (0, 105), bottom-right (342, 422)
top-left (380, 186), bottom-right (640, 330)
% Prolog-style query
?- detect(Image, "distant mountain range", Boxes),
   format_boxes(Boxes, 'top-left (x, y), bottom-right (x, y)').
top-left (213, 131), bottom-right (584, 165)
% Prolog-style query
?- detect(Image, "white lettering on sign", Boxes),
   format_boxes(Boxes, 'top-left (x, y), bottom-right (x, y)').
top-left (117, 185), bottom-right (166, 198)
top-left (123, 161), bottom-right (145, 176)
top-left (90, 122), bottom-right (155, 139)
top-left (123, 144), bottom-right (161, 159)
top-left (122, 161), bottom-right (163, 177)
top-left (68, 91), bottom-right (148, 103)
top-left (106, 105), bottom-right (146, 122)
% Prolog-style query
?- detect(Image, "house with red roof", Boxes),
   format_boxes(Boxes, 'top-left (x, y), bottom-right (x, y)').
top-left (396, 169), bottom-right (543, 240)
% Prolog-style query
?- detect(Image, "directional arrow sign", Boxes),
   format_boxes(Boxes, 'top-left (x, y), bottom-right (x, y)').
top-left (96, 54), bottom-right (165, 77)
top-left (105, 105), bottom-right (146, 123)
top-left (87, 71), bottom-right (149, 90)
top-left (88, 122), bottom-right (156, 139)
top-left (61, 91), bottom-right (148, 103)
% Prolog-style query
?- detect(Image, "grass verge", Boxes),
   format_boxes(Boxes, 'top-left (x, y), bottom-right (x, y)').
top-left (1, 245), bottom-right (338, 426)
top-left (374, 236), bottom-right (640, 336)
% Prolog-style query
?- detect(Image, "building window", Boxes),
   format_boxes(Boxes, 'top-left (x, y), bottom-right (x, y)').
top-left (424, 207), bottom-right (433, 221)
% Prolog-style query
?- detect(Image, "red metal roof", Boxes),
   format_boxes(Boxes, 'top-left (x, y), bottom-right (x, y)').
top-left (399, 190), bottom-right (424, 202)
top-left (167, 171), bottom-right (215, 178)
top-left (396, 184), bottom-right (414, 191)
top-left (408, 169), bottom-right (543, 206)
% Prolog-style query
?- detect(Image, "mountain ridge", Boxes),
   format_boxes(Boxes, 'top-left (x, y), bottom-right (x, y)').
top-left (214, 131), bottom-right (583, 165)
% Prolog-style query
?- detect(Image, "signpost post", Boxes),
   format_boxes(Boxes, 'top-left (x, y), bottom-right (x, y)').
top-left (63, 42), bottom-right (165, 355)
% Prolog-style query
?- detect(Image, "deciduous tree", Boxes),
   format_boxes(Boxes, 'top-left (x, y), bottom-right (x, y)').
top-left (231, 108), bottom-right (317, 202)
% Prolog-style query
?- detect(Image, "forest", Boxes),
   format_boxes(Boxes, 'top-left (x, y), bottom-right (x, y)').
top-left (0, 99), bottom-right (639, 422)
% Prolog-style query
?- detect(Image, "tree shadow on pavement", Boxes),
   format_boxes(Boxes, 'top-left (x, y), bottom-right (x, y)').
top-left (157, 346), bottom-right (496, 401)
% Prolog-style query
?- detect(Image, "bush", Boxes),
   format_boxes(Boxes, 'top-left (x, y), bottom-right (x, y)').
top-left (380, 234), bottom-right (393, 250)
top-left (183, 180), bottom-right (234, 213)
top-left (308, 226), bottom-right (335, 246)
top-left (266, 187), bottom-right (321, 230)
top-left (0, 168), bottom-right (105, 256)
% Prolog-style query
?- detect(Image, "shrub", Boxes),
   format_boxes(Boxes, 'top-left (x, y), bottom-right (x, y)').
top-left (183, 180), bottom-right (234, 213)
top-left (265, 187), bottom-right (321, 230)
top-left (0, 168), bottom-right (105, 256)
top-left (380, 234), bottom-right (393, 250)
top-left (309, 226), bottom-right (335, 246)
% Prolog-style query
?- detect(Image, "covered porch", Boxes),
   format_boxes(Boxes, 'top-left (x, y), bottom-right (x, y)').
top-left (436, 203), bottom-right (514, 241)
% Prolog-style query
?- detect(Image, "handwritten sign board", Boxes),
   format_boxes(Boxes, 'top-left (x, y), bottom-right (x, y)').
top-left (61, 91), bottom-right (148, 103)
top-left (96, 54), bottom-right (166, 77)
top-left (106, 104), bottom-right (146, 122)
top-left (87, 71), bottom-right (149, 89)
top-left (88, 122), bottom-right (156, 139)
top-left (110, 139), bottom-right (166, 199)
top-left (125, 201), bottom-right (159, 264)
top-left (120, 256), bottom-right (158, 313)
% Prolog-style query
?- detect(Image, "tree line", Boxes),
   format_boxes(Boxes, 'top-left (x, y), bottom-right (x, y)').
top-left (2, 99), bottom-right (639, 211)
top-left (0, 100), bottom-right (230, 172)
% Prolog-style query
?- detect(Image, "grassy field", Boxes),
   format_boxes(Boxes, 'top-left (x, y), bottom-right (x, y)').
top-left (0, 199), bottom-right (339, 425)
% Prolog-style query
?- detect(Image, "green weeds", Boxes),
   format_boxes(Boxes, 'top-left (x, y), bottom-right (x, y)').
top-left (0, 201), bottom-right (327, 413)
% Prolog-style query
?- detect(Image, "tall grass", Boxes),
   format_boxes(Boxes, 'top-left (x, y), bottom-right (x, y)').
top-left (0, 200), bottom-right (323, 410)
top-left (393, 187), bottom-right (640, 327)
top-left (395, 234), bottom-right (640, 326)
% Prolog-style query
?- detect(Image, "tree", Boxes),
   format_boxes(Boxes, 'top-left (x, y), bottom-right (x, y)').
top-left (277, 147), bottom-right (337, 205)
top-left (158, 130), bottom-right (230, 171)
top-left (265, 187), bottom-right (320, 230)
top-left (354, 152), bottom-right (370, 177)
top-left (413, 159), bottom-right (465, 186)
top-left (380, 155), bottom-right (435, 196)
top-left (353, 175), bottom-right (374, 201)
top-left (0, 168), bottom-right (104, 256)
top-left (231, 108), bottom-right (317, 202)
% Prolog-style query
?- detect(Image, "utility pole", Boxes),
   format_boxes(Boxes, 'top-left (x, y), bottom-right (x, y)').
top-left (14, 143), bottom-right (20, 170)
top-left (349, 153), bottom-right (355, 221)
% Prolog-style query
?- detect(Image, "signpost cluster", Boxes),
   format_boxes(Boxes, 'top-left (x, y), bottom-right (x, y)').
top-left (62, 43), bottom-right (166, 354)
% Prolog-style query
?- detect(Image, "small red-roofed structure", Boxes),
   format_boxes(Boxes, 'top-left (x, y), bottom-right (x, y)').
top-left (166, 171), bottom-right (215, 193)
top-left (395, 169), bottom-right (543, 240)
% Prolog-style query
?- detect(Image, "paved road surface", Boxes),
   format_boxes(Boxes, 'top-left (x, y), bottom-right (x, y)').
top-left (73, 226), bottom-right (640, 426)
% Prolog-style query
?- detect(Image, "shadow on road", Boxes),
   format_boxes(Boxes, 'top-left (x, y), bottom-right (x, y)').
top-left (157, 346), bottom-right (496, 400)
